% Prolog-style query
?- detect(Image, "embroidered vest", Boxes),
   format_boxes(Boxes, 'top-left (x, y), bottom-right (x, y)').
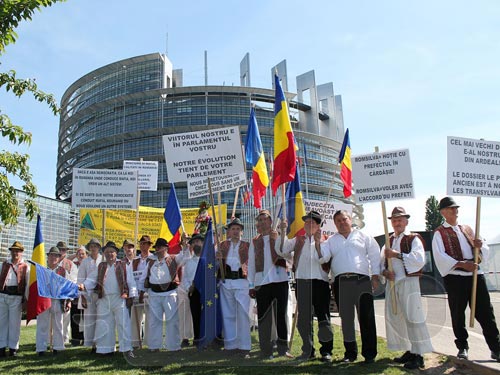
top-left (386, 233), bottom-right (425, 277)
top-left (291, 235), bottom-right (331, 274)
top-left (0, 261), bottom-right (28, 294)
top-left (144, 256), bottom-right (179, 288)
top-left (436, 225), bottom-right (475, 261)
top-left (253, 235), bottom-right (286, 273)
top-left (94, 261), bottom-right (129, 298)
top-left (218, 240), bottom-right (249, 278)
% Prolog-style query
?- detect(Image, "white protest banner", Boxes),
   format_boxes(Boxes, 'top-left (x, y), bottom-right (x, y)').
top-left (123, 160), bottom-right (158, 191)
top-left (447, 136), bottom-right (500, 197)
top-left (72, 168), bottom-right (138, 209)
top-left (188, 172), bottom-right (247, 199)
top-left (351, 149), bottom-right (414, 204)
top-left (304, 199), bottom-right (352, 236)
top-left (163, 126), bottom-right (245, 183)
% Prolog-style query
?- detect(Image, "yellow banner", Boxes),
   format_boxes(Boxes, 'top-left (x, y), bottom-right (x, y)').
top-left (78, 204), bottom-right (227, 246)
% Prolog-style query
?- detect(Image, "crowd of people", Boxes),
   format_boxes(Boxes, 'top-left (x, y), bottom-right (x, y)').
top-left (1, 196), bottom-right (499, 369)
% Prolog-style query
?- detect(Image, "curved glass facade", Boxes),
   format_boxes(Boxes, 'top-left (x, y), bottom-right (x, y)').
top-left (57, 53), bottom-right (363, 233)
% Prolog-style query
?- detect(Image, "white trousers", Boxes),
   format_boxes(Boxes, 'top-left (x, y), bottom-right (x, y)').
top-left (36, 299), bottom-right (64, 352)
top-left (130, 299), bottom-right (150, 348)
top-left (220, 284), bottom-right (251, 350)
top-left (0, 294), bottom-right (22, 350)
top-left (82, 293), bottom-right (98, 347)
top-left (62, 309), bottom-right (70, 343)
top-left (385, 277), bottom-right (434, 355)
top-left (148, 291), bottom-right (180, 351)
top-left (95, 294), bottom-right (132, 353)
top-left (177, 287), bottom-right (193, 340)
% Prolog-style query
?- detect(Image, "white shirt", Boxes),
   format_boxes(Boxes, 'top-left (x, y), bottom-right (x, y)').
top-left (138, 251), bottom-right (188, 295)
top-left (181, 254), bottom-right (199, 291)
top-left (77, 254), bottom-right (103, 298)
top-left (280, 236), bottom-right (328, 282)
top-left (432, 222), bottom-right (488, 277)
top-left (321, 229), bottom-right (381, 278)
top-left (84, 261), bottom-right (138, 298)
top-left (247, 234), bottom-right (289, 288)
top-left (221, 240), bottom-right (249, 290)
top-left (380, 231), bottom-right (426, 282)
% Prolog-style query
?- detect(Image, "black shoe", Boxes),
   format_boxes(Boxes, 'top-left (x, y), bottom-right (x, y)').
top-left (53, 350), bottom-right (58, 356)
top-left (90, 347), bottom-right (96, 354)
top-left (181, 339), bottom-right (190, 348)
top-left (457, 348), bottom-right (468, 360)
top-left (341, 356), bottom-right (356, 363)
top-left (297, 352), bottom-right (315, 361)
top-left (9, 349), bottom-right (17, 357)
top-left (404, 354), bottom-right (424, 369)
top-left (321, 354), bottom-right (332, 363)
top-left (394, 350), bottom-right (413, 364)
top-left (0, 348), bottom-right (6, 358)
top-left (491, 351), bottom-right (500, 362)
top-left (364, 357), bottom-right (375, 364)
top-left (38, 351), bottom-right (45, 357)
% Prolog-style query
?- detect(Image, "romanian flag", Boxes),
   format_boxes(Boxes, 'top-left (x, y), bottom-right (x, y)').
top-left (26, 215), bottom-right (51, 323)
top-left (339, 128), bottom-right (352, 198)
top-left (284, 164), bottom-right (306, 238)
top-left (244, 107), bottom-right (269, 209)
top-left (272, 74), bottom-right (297, 195)
top-left (159, 184), bottom-right (182, 254)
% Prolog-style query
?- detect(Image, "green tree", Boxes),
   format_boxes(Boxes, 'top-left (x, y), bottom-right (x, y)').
top-left (425, 195), bottom-right (443, 231)
top-left (1, 0), bottom-right (65, 227)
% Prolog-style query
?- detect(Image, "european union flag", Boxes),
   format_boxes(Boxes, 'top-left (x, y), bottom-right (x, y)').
top-left (193, 220), bottom-right (222, 348)
top-left (30, 261), bottom-right (79, 300)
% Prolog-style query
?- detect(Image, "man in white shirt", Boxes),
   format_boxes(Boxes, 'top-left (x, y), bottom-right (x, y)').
top-left (79, 241), bottom-right (136, 357)
top-left (381, 207), bottom-right (433, 369)
top-left (321, 210), bottom-right (380, 363)
top-left (0, 241), bottom-right (29, 357)
top-left (432, 196), bottom-right (500, 361)
top-left (280, 211), bottom-right (333, 362)
top-left (56, 241), bottom-right (78, 345)
top-left (217, 218), bottom-right (251, 357)
top-left (77, 238), bottom-right (103, 353)
top-left (183, 234), bottom-right (203, 346)
top-left (248, 209), bottom-right (292, 359)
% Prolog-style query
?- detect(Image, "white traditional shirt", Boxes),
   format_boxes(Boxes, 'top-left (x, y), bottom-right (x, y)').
top-left (84, 262), bottom-right (138, 298)
top-left (432, 221), bottom-right (488, 277)
top-left (138, 251), bottom-right (188, 295)
top-left (248, 234), bottom-right (289, 288)
top-left (280, 236), bottom-right (328, 282)
top-left (320, 229), bottom-right (380, 278)
top-left (77, 254), bottom-right (103, 299)
top-left (380, 231), bottom-right (426, 282)
top-left (181, 254), bottom-right (199, 291)
top-left (222, 240), bottom-right (249, 290)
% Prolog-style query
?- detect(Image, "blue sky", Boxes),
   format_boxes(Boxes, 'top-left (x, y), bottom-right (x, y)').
top-left (2, 0), bottom-right (500, 241)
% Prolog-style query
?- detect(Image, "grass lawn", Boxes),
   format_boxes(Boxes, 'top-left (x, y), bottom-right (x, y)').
top-left (0, 324), bottom-right (437, 374)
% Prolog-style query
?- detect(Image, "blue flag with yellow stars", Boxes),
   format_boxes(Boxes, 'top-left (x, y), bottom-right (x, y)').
top-left (193, 220), bottom-right (222, 348)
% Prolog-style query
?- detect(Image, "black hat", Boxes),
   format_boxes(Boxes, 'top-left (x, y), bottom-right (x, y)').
top-left (188, 234), bottom-right (205, 244)
top-left (225, 218), bottom-right (244, 230)
top-left (139, 235), bottom-right (153, 244)
top-left (153, 238), bottom-right (169, 249)
top-left (47, 246), bottom-right (61, 256)
top-left (103, 241), bottom-right (119, 252)
top-left (122, 239), bottom-right (135, 247)
top-left (439, 197), bottom-right (460, 210)
top-left (86, 238), bottom-right (101, 249)
top-left (302, 210), bottom-right (322, 225)
top-left (388, 206), bottom-right (410, 219)
top-left (56, 241), bottom-right (69, 251)
top-left (8, 241), bottom-right (24, 252)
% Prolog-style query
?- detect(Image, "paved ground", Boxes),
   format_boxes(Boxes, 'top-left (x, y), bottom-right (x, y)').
top-left (332, 291), bottom-right (500, 373)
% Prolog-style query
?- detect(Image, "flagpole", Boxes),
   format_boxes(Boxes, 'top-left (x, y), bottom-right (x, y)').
top-left (208, 178), bottom-right (225, 281)
top-left (231, 187), bottom-right (240, 219)
top-left (469, 196), bottom-right (481, 328)
top-left (134, 158), bottom-right (143, 245)
top-left (172, 182), bottom-right (186, 234)
top-left (101, 209), bottom-right (106, 245)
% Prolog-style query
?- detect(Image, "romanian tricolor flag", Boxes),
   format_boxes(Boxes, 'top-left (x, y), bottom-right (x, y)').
top-left (159, 184), bottom-right (182, 254)
top-left (26, 215), bottom-right (51, 323)
top-left (284, 164), bottom-right (306, 238)
top-left (272, 74), bottom-right (297, 195)
top-left (339, 128), bottom-right (352, 198)
top-left (244, 107), bottom-right (269, 209)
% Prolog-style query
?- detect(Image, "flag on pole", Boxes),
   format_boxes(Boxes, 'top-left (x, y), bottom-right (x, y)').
top-left (339, 128), bottom-right (352, 198)
top-left (29, 261), bottom-right (79, 300)
top-left (283, 163), bottom-right (306, 238)
top-left (159, 184), bottom-right (182, 254)
top-left (272, 74), bottom-right (297, 195)
top-left (26, 215), bottom-right (51, 323)
top-left (193, 220), bottom-right (222, 348)
top-left (244, 107), bottom-right (269, 209)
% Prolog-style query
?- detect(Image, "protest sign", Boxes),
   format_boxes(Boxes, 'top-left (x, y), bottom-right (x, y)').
top-left (123, 160), bottom-right (158, 191)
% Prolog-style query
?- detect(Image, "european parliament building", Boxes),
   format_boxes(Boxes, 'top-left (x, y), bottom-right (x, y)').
top-left (56, 52), bottom-right (363, 237)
